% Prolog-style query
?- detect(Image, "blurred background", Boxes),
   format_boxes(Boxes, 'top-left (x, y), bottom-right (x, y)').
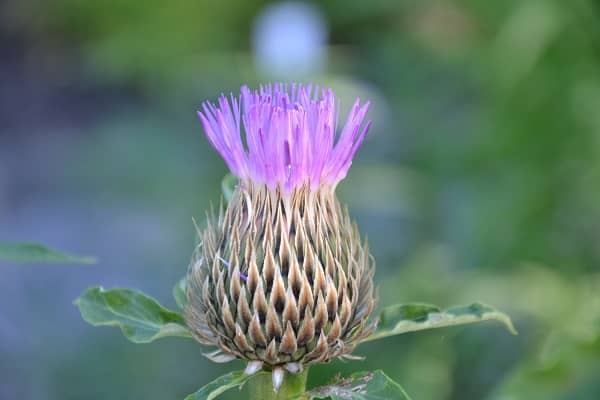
top-left (1, 0), bottom-right (599, 399)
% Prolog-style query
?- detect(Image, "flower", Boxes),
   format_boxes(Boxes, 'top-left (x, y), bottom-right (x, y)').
top-left (197, 83), bottom-right (371, 192)
top-left (185, 83), bottom-right (376, 392)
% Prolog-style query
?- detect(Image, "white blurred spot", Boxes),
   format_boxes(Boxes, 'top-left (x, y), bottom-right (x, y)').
top-left (252, 2), bottom-right (327, 78)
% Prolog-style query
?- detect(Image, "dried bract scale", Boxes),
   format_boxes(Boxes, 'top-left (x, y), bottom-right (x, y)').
top-left (185, 83), bottom-right (376, 391)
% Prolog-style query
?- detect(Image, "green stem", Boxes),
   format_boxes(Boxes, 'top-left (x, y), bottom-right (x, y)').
top-left (248, 368), bottom-right (309, 400)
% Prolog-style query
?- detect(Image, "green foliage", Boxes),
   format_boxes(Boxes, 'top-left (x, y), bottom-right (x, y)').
top-left (492, 333), bottom-right (600, 400)
top-left (363, 302), bottom-right (516, 343)
top-left (377, 250), bottom-right (600, 398)
top-left (0, 242), bottom-right (95, 264)
top-left (75, 286), bottom-right (191, 343)
top-left (307, 370), bottom-right (411, 400)
top-left (184, 371), bottom-right (261, 400)
top-left (28, 0), bottom-right (263, 88)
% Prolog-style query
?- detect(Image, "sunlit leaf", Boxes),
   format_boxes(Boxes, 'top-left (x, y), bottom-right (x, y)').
top-left (75, 286), bottom-right (192, 343)
top-left (184, 371), bottom-right (260, 400)
top-left (173, 277), bottom-right (187, 309)
top-left (363, 302), bottom-right (516, 343)
top-left (307, 370), bottom-right (411, 400)
top-left (0, 242), bottom-right (95, 264)
top-left (221, 173), bottom-right (238, 203)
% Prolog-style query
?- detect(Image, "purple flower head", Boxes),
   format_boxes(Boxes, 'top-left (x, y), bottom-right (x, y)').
top-left (198, 83), bottom-right (371, 193)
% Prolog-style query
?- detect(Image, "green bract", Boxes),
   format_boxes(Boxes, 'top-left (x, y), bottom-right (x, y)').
top-left (173, 277), bottom-right (188, 309)
top-left (220, 173), bottom-right (237, 203)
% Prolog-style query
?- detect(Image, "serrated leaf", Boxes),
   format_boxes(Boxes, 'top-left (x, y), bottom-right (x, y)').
top-left (184, 371), bottom-right (260, 400)
top-left (362, 302), bottom-right (517, 343)
top-left (173, 277), bottom-right (187, 309)
top-left (221, 173), bottom-right (238, 203)
top-left (0, 242), bottom-right (95, 264)
top-left (307, 370), bottom-right (411, 400)
top-left (75, 286), bottom-right (192, 343)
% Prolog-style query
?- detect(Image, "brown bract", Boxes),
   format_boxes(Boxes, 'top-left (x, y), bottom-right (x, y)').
top-left (185, 182), bottom-right (376, 376)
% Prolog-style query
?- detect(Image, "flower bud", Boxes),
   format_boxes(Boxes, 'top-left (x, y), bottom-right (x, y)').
top-left (185, 84), bottom-right (376, 389)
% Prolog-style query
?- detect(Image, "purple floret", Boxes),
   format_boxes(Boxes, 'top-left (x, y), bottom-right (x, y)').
top-left (198, 83), bottom-right (371, 192)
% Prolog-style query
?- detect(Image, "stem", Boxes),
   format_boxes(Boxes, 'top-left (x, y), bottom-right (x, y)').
top-left (248, 368), bottom-right (309, 400)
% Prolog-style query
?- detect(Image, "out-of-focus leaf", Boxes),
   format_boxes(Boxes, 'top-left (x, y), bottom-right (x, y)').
top-left (184, 371), bottom-right (260, 400)
top-left (75, 286), bottom-right (192, 343)
top-left (0, 242), bottom-right (95, 264)
top-left (173, 277), bottom-right (187, 309)
top-left (363, 302), bottom-right (516, 343)
top-left (491, 333), bottom-right (600, 400)
top-left (307, 370), bottom-right (411, 400)
top-left (221, 173), bottom-right (238, 203)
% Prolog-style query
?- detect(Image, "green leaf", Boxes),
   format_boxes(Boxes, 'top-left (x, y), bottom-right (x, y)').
top-left (307, 370), bottom-right (412, 400)
top-left (0, 241), bottom-right (95, 264)
top-left (173, 277), bottom-right (187, 309)
top-left (221, 173), bottom-right (238, 203)
top-left (363, 302), bottom-right (517, 343)
top-left (184, 371), bottom-right (261, 400)
top-left (75, 286), bottom-right (192, 343)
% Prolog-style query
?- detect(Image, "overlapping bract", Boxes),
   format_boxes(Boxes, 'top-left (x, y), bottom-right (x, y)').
top-left (185, 183), bottom-right (376, 375)
top-left (197, 84), bottom-right (371, 193)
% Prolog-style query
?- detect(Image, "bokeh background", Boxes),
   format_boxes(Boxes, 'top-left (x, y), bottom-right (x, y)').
top-left (1, 0), bottom-right (599, 399)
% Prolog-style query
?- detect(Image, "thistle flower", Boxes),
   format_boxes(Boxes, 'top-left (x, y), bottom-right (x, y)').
top-left (186, 83), bottom-right (376, 392)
